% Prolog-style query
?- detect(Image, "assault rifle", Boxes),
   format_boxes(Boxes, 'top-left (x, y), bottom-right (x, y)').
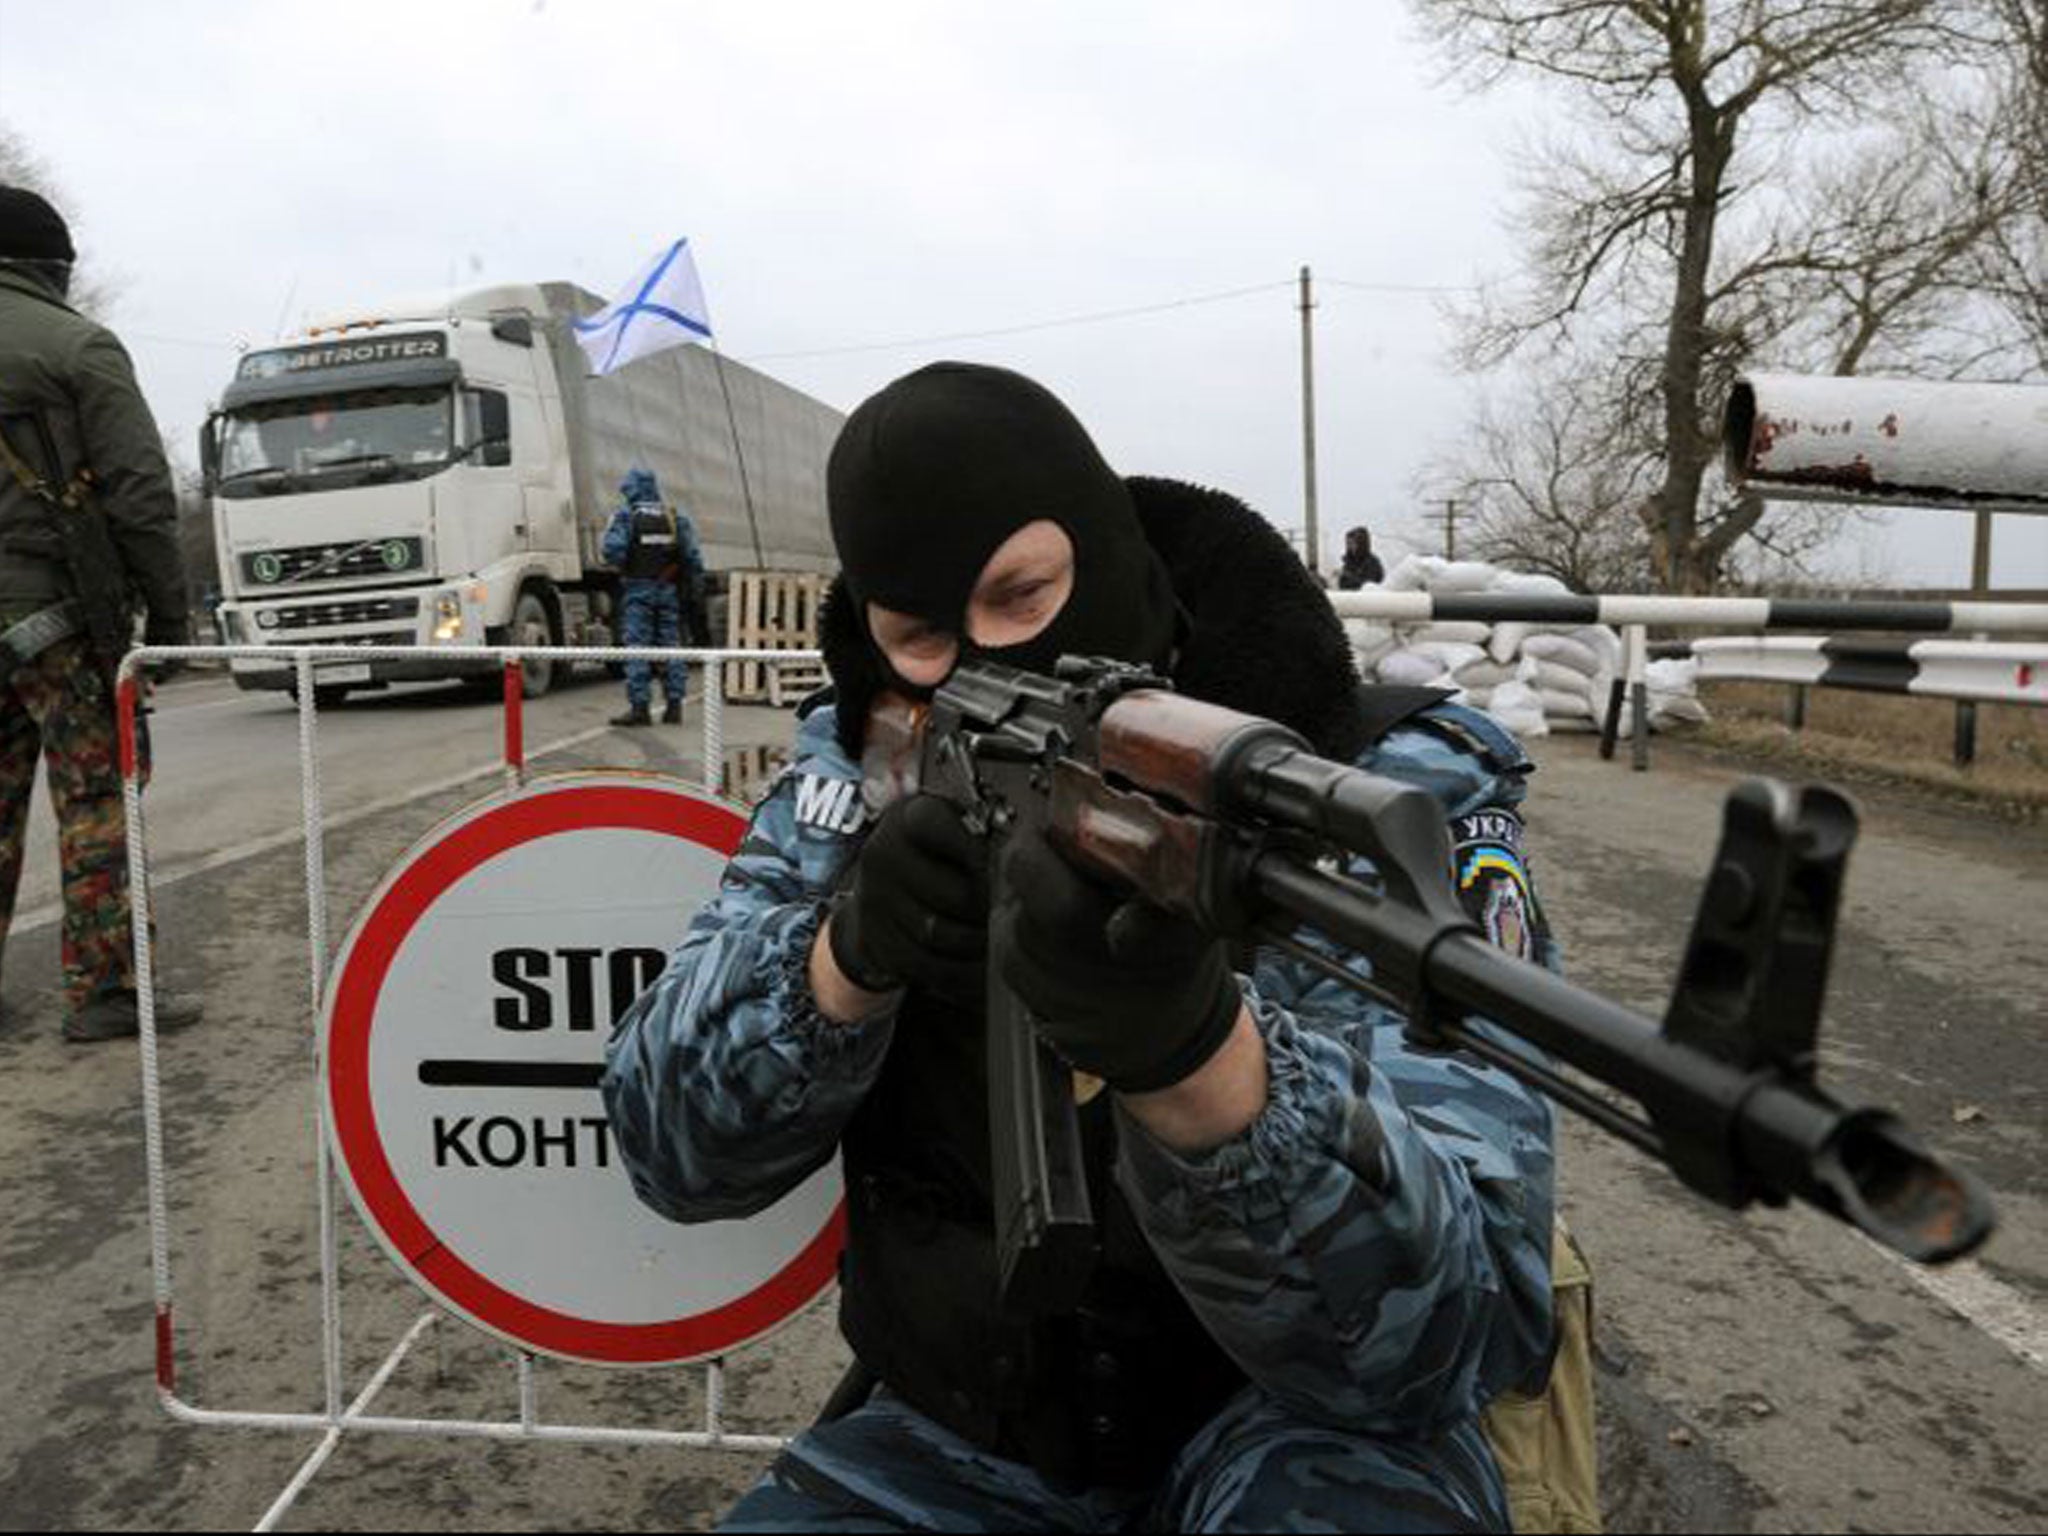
top-left (0, 408), bottom-right (135, 674)
top-left (862, 656), bottom-right (1996, 1316)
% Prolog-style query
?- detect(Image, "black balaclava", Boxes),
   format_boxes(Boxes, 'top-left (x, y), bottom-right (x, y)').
top-left (828, 362), bottom-right (1178, 689)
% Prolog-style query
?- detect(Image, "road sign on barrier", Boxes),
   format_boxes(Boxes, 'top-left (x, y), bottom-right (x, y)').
top-left (322, 772), bottom-right (845, 1366)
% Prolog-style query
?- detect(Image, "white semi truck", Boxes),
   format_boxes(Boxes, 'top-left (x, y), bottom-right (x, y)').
top-left (201, 281), bottom-right (843, 702)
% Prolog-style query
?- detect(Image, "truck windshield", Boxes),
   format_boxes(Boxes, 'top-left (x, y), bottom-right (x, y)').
top-left (218, 388), bottom-right (455, 498)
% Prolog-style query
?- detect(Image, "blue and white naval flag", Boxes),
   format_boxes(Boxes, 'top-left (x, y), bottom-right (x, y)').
top-left (574, 238), bottom-right (714, 376)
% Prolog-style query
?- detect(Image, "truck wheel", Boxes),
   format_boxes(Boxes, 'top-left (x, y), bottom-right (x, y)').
top-left (512, 589), bottom-right (557, 699)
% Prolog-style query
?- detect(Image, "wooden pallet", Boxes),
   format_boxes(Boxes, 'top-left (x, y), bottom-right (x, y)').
top-left (723, 569), bottom-right (829, 705)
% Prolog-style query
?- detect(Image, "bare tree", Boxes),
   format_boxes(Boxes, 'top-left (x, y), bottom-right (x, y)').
top-left (0, 120), bottom-right (118, 320)
top-left (1411, 0), bottom-right (2014, 591)
top-left (1416, 366), bottom-right (1655, 591)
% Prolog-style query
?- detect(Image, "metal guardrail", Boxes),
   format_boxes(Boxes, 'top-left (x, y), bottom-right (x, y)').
top-left (1328, 590), bottom-right (2048, 769)
top-left (112, 643), bottom-right (823, 1532)
top-left (1657, 637), bottom-right (2048, 707)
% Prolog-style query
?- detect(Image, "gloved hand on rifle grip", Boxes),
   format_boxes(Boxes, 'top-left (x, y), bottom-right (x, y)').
top-left (827, 792), bottom-right (990, 1001)
top-left (996, 834), bottom-right (1243, 1094)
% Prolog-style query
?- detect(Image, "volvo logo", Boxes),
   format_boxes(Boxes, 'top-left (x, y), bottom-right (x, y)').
top-left (252, 552), bottom-right (285, 584)
top-left (381, 539), bottom-right (414, 571)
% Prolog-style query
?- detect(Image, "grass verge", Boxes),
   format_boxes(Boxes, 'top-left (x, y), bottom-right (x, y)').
top-left (1680, 682), bottom-right (2048, 823)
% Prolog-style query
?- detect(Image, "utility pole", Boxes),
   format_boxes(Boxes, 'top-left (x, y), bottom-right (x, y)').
top-left (1298, 265), bottom-right (1320, 577)
top-left (1434, 497), bottom-right (1459, 560)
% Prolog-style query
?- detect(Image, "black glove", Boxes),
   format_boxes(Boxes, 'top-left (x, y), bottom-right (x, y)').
top-left (827, 793), bottom-right (990, 1000)
top-left (996, 835), bottom-right (1242, 1094)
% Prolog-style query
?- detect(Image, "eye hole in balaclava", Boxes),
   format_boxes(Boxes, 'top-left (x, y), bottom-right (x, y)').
top-left (827, 362), bottom-right (1178, 690)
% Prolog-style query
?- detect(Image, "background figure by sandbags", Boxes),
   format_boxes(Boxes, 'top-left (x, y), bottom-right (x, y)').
top-left (1336, 524), bottom-right (1385, 590)
top-left (602, 466), bottom-right (702, 727)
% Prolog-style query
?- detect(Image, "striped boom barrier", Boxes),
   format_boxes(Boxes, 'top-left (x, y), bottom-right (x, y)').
top-left (1328, 591), bottom-right (2048, 633)
top-left (1652, 638), bottom-right (2048, 707)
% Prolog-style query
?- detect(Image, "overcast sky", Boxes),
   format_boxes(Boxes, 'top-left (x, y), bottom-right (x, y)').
top-left (1, 0), bottom-right (2040, 585)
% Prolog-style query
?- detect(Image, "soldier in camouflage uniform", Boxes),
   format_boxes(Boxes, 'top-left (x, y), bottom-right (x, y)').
top-left (605, 364), bottom-right (1556, 1531)
top-left (602, 467), bottom-right (700, 727)
top-left (0, 187), bottom-right (201, 1043)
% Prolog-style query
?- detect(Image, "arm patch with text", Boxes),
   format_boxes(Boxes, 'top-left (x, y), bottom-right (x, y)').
top-left (1452, 809), bottom-right (1549, 961)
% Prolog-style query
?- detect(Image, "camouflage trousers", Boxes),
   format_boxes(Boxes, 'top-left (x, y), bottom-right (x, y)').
top-left (0, 637), bottom-right (141, 1011)
top-left (722, 1385), bottom-right (1510, 1533)
top-left (620, 582), bottom-right (687, 711)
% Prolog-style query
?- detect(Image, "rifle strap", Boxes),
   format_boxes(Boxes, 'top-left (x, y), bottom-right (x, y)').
top-left (0, 410), bottom-right (89, 511)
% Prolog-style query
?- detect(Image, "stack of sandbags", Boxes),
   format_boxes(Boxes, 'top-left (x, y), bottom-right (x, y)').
top-left (1344, 555), bottom-right (1704, 738)
top-left (1612, 657), bottom-right (1713, 739)
top-left (1511, 628), bottom-right (1623, 733)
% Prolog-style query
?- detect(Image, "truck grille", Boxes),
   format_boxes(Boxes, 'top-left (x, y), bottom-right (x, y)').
top-left (265, 598), bottom-right (421, 632)
top-left (241, 538), bottom-right (425, 585)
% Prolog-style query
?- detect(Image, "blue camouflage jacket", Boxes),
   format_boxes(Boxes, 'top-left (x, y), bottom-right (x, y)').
top-left (603, 694), bottom-right (1558, 1438)
top-left (602, 500), bottom-right (703, 582)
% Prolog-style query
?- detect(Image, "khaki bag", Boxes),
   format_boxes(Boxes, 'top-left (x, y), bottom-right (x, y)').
top-left (1481, 1218), bottom-right (1601, 1534)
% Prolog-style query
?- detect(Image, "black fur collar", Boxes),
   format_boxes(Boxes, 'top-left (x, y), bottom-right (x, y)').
top-left (817, 476), bottom-right (1365, 762)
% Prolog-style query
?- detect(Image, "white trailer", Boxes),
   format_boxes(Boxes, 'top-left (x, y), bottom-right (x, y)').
top-left (202, 281), bottom-right (842, 701)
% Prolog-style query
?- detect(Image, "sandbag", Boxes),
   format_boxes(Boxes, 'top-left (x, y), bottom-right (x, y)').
top-left (1568, 625), bottom-right (1624, 675)
top-left (1377, 649), bottom-right (1457, 688)
top-left (1385, 554), bottom-right (1498, 593)
top-left (1538, 688), bottom-right (1597, 720)
top-left (1453, 659), bottom-right (1520, 690)
top-left (1522, 633), bottom-right (1604, 677)
top-left (1408, 621), bottom-right (1494, 647)
top-left (1523, 663), bottom-right (1597, 708)
top-left (1490, 570), bottom-right (1573, 597)
top-left (1486, 680), bottom-right (1550, 738)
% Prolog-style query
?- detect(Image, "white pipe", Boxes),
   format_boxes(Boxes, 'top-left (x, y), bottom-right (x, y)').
top-left (1727, 373), bottom-right (2048, 513)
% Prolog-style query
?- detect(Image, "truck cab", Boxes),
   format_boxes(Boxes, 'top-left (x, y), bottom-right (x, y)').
top-left (206, 285), bottom-right (598, 700)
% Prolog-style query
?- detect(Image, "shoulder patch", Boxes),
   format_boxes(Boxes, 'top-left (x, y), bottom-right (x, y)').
top-left (791, 772), bottom-right (867, 836)
top-left (1452, 808), bottom-right (1546, 961)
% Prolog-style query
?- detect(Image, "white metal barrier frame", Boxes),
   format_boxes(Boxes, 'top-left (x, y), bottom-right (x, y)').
top-left (1663, 636), bottom-right (2048, 705)
top-left (1328, 590), bottom-right (2048, 770)
top-left (115, 643), bottom-right (823, 1533)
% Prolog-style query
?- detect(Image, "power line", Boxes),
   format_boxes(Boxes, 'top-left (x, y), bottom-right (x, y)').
top-left (740, 280), bottom-right (1296, 363)
top-left (127, 329), bottom-right (236, 351)
top-left (1322, 276), bottom-right (1479, 296)
top-left (120, 270), bottom-right (1476, 367)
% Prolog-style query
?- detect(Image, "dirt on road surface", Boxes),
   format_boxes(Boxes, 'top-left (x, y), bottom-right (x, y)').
top-left (0, 686), bottom-right (2040, 1532)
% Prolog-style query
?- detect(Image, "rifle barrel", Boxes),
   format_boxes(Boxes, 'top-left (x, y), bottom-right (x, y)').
top-left (1251, 855), bottom-right (1994, 1264)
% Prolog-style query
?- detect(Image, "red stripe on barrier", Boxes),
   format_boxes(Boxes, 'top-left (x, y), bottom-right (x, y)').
top-left (117, 676), bottom-right (140, 780)
top-left (502, 661), bottom-right (523, 774)
top-left (155, 1306), bottom-right (175, 1392)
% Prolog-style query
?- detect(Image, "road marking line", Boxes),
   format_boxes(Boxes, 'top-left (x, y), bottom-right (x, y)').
top-left (1873, 1241), bottom-right (2048, 1375)
top-left (11, 725), bottom-right (619, 937)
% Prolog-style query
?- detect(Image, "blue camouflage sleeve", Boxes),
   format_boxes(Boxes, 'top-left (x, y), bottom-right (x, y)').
top-left (675, 509), bottom-right (705, 572)
top-left (601, 506), bottom-right (631, 568)
top-left (601, 706), bottom-right (897, 1222)
top-left (1118, 703), bottom-right (1558, 1435)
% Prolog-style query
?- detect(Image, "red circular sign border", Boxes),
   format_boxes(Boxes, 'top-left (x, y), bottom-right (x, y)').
top-left (325, 778), bottom-right (846, 1366)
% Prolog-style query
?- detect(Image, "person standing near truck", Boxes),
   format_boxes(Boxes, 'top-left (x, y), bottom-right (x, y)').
top-left (603, 467), bottom-right (701, 726)
top-left (0, 186), bottom-right (203, 1043)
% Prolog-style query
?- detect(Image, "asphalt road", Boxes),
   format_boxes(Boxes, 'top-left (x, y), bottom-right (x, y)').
top-left (0, 670), bottom-right (2041, 1532)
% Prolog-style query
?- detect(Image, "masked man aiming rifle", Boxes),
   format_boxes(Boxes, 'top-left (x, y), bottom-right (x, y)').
top-left (605, 363), bottom-right (1565, 1531)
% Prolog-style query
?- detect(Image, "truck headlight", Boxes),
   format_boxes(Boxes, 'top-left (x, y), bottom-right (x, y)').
top-left (433, 592), bottom-right (464, 642)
